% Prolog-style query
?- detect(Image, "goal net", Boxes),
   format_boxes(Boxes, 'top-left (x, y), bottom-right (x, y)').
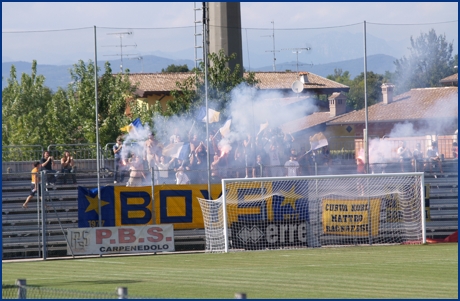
top-left (198, 173), bottom-right (426, 253)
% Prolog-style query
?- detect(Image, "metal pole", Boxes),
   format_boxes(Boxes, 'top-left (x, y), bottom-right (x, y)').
top-left (16, 279), bottom-right (26, 299)
top-left (203, 2), bottom-right (211, 197)
top-left (235, 292), bottom-right (247, 299)
top-left (151, 167), bottom-right (156, 224)
top-left (272, 21), bottom-right (276, 71)
top-left (40, 171), bottom-right (47, 260)
top-left (117, 287), bottom-right (128, 299)
top-left (363, 21), bottom-right (369, 173)
top-left (420, 173), bottom-right (426, 244)
top-left (95, 26), bottom-right (102, 228)
top-left (36, 170), bottom-right (41, 258)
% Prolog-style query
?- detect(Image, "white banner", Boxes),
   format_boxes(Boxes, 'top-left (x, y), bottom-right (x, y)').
top-left (67, 224), bottom-right (175, 255)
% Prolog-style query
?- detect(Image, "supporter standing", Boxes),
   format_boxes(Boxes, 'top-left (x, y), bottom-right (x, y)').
top-left (23, 162), bottom-right (41, 209)
top-left (254, 154), bottom-right (265, 177)
top-left (284, 154), bottom-right (300, 177)
top-left (144, 133), bottom-right (160, 171)
top-left (126, 153), bottom-right (145, 187)
top-left (412, 143), bottom-right (424, 172)
top-left (268, 144), bottom-right (284, 177)
top-left (243, 133), bottom-right (256, 178)
top-left (40, 151), bottom-right (57, 185)
top-left (155, 155), bottom-right (175, 184)
top-left (426, 141), bottom-right (443, 173)
top-left (113, 137), bottom-right (126, 184)
top-left (175, 166), bottom-right (190, 184)
top-left (233, 145), bottom-right (246, 178)
top-left (297, 147), bottom-right (312, 176)
top-left (397, 141), bottom-right (412, 172)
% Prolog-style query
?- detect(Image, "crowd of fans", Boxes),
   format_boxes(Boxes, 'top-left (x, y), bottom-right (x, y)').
top-left (115, 126), bottom-right (331, 186)
top-left (113, 127), bottom-right (455, 187)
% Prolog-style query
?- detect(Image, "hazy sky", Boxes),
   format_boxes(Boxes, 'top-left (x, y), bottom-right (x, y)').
top-left (2, 2), bottom-right (458, 66)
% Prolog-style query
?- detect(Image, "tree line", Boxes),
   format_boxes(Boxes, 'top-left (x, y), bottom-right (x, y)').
top-left (2, 29), bottom-right (457, 148)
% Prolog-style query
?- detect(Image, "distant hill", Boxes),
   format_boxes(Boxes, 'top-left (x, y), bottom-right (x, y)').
top-left (2, 56), bottom-right (196, 92)
top-left (252, 54), bottom-right (397, 78)
top-left (2, 54), bottom-right (396, 92)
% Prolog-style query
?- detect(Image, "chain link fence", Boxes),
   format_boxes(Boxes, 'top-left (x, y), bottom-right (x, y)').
top-left (3, 280), bottom-right (152, 299)
top-left (3, 279), bottom-right (248, 299)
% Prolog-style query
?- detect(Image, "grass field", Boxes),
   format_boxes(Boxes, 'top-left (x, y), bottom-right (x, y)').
top-left (2, 243), bottom-right (458, 299)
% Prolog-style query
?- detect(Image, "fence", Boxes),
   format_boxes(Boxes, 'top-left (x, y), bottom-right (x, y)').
top-left (2, 136), bottom-right (455, 174)
top-left (2, 279), bottom-right (144, 299)
top-left (2, 279), bottom-right (248, 299)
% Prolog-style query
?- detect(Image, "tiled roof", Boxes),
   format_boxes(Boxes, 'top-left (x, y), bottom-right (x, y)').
top-left (127, 72), bottom-right (194, 94)
top-left (126, 71), bottom-right (349, 96)
top-left (440, 73), bottom-right (458, 85)
top-left (250, 72), bottom-right (349, 91)
top-left (327, 87), bottom-right (458, 125)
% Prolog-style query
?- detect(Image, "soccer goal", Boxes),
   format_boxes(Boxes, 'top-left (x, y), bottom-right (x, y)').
top-left (197, 173), bottom-right (426, 253)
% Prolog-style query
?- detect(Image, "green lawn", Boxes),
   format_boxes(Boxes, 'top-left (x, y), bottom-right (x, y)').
top-left (2, 243), bottom-right (458, 299)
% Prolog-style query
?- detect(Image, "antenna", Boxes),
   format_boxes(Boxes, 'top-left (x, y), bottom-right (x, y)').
top-left (103, 31), bottom-right (137, 73)
top-left (282, 47), bottom-right (311, 73)
top-left (262, 21), bottom-right (279, 71)
top-left (128, 56), bottom-right (144, 73)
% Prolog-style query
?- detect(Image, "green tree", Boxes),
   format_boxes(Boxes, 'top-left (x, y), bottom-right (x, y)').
top-left (347, 71), bottom-right (384, 110)
top-left (161, 64), bottom-right (190, 73)
top-left (2, 61), bottom-right (54, 146)
top-left (2, 60), bottom-right (142, 149)
top-left (327, 69), bottom-right (384, 110)
top-left (65, 60), bottom-right (140, 146)
top-left (393, 29), bottom-right (456, 94)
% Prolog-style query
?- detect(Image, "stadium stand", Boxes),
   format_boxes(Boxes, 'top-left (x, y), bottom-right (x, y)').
top-left (2, 159), bottom-right (457, 259)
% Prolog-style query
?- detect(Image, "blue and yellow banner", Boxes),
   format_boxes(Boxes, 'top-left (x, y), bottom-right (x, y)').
top-left (78, 184), bottom-right (222, 229)
top-left (78, 181), bottom-right (310, 230)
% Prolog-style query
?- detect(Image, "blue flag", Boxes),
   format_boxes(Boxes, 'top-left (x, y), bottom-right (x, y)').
top-left (77, 186), bottom-right (115, 227)
top-left (120, 117), bottom-right (142, 132)
top-left (195, 107), bottom-right (220, 123)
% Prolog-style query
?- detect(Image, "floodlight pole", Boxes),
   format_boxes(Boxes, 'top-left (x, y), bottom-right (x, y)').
top-left (363, 21), bottom-right (369, 173)
top-left (203, 2), bottom-right (211, 197)
top-left (94, 26), bottom-right (102, 228)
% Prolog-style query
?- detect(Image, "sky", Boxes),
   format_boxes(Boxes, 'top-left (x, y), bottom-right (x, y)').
top-left (2, 2), bottom-right (458, 67)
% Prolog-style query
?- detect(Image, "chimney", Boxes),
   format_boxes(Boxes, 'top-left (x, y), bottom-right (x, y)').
top-left (328, 92), bottom-right (347, 117)
top-left (299, 73), bottom-right (309, 84)
top-left (381, 83), bottom-right (395, 104)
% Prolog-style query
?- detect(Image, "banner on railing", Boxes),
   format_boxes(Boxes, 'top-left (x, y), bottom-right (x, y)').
top-left (67, 224), bottom-right (174, 255)
top-left (77, 184), bottom-right (222, 229)
top-left (322, 198), bottom-right (381, 236)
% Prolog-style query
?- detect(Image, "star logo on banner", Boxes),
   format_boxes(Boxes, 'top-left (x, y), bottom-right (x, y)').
top-left (279, 186), bottom-right (304, 210)
top-left (85, 194), bottom-right (109, 215)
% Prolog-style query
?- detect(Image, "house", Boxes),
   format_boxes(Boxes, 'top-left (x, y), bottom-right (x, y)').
top-left (325, 78), bottom-right (458, 159)
top-left (126, 71), bottom-right (350, 110)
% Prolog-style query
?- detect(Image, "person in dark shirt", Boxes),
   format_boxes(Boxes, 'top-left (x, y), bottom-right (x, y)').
top-left (40, 151), bottom-right (57, 185)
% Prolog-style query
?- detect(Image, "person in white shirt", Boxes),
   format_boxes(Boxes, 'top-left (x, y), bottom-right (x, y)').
top-left (284, 155), bottom-right (300, 177)
top-left (155, 155), bottom-right (175, 184)
top-left (175, 166), bottom-right (190, 185)
top-left (397, 141), bottom-right (412, 172)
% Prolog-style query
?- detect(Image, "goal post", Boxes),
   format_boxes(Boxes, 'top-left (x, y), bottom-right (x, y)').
top-left (198, 173), bottom-right (426, 253)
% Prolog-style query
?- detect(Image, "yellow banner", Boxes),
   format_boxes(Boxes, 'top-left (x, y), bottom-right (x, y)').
top-left (322, 199), bottom-right (381, 236)
top-left (152, 184), bottom-right (222, 229)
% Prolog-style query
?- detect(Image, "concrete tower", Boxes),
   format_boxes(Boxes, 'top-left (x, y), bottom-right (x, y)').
top-left (208, 2), bottom-right (243, 77)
